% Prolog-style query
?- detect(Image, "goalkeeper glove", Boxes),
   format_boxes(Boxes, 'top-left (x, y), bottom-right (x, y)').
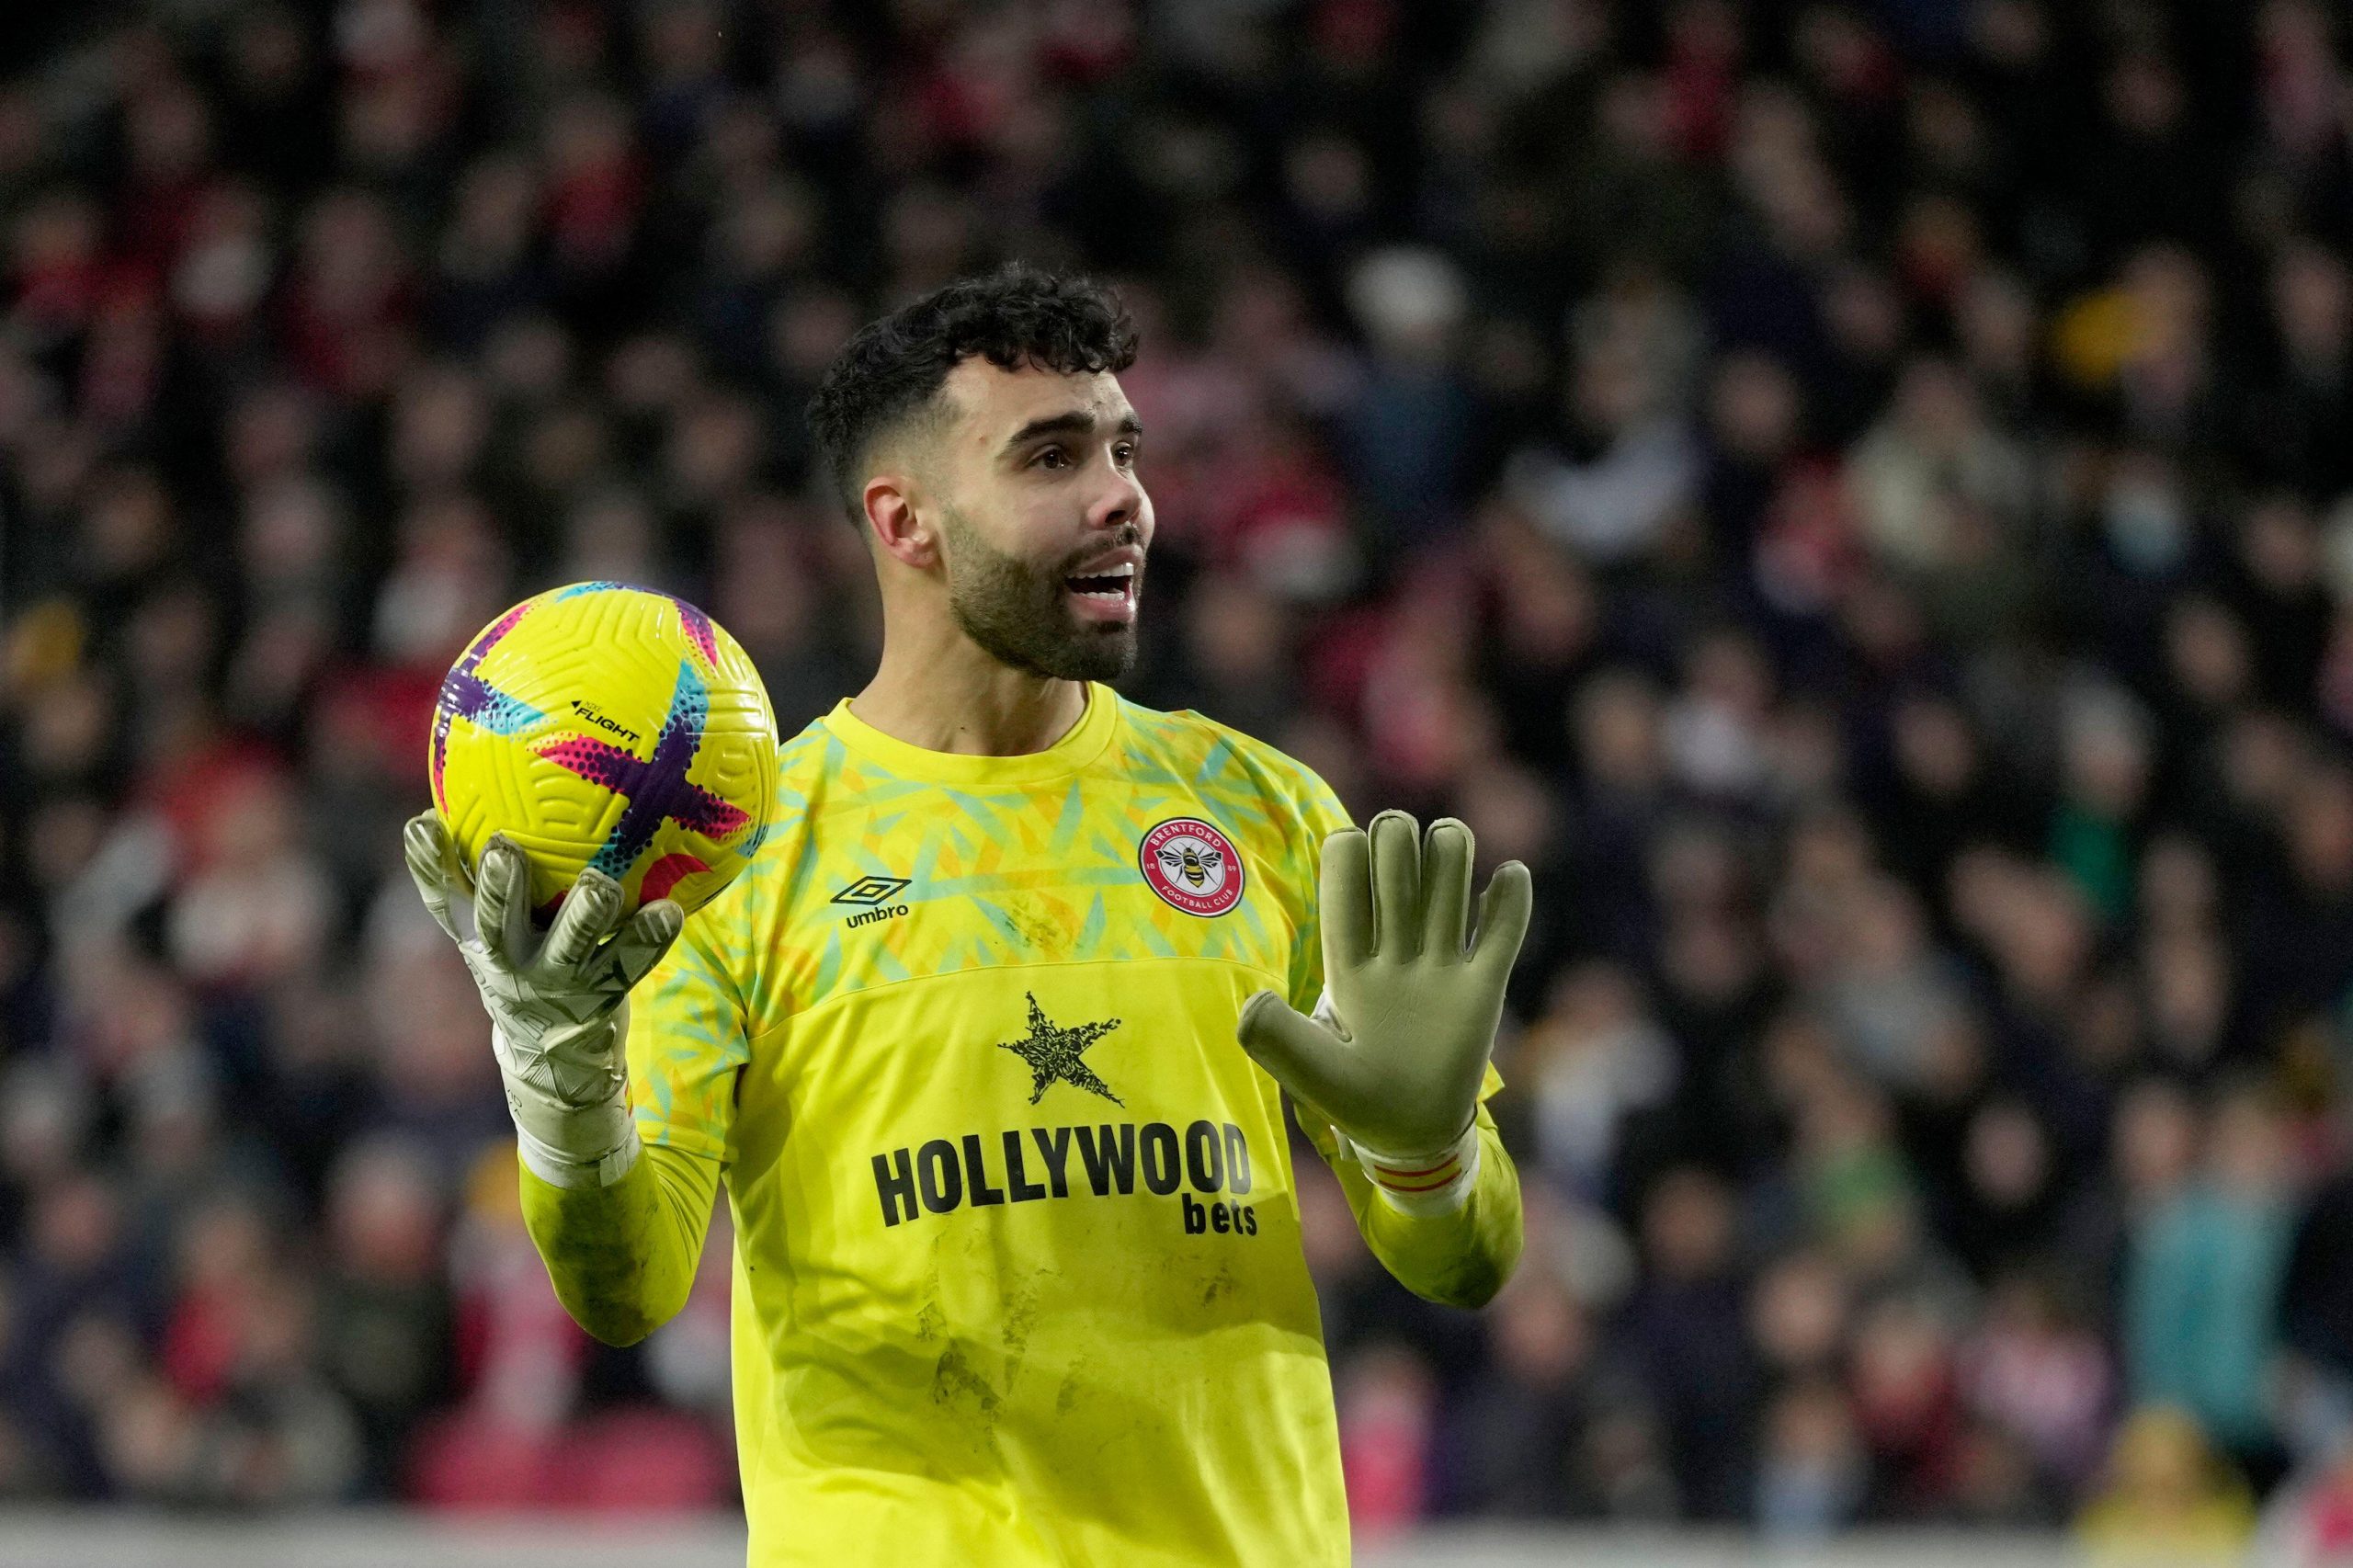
top-left (402, 812), bottom-right (682, 1188)
top-left (1235, 811), bottom-right (1531, 1214)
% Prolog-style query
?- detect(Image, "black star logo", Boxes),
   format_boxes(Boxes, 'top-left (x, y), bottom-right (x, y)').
top-left (997, 993), bottom-right (1124, 1107)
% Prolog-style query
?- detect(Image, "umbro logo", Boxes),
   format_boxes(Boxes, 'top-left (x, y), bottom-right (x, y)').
top-left (832, 875), bottom-right (911, 906)
top-left (833, 874), bottom-right (911, 928)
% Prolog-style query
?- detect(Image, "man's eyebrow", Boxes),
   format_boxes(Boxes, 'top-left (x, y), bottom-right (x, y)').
top-left (998, 410), bottom-right (1145, 458)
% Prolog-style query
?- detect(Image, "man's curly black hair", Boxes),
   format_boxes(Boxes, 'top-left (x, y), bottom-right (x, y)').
top-left (805, 263), bottom-right (1140, 528)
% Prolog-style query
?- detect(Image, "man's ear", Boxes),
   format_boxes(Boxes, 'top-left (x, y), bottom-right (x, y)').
top-left (862, 471), bottom-right (938, 570)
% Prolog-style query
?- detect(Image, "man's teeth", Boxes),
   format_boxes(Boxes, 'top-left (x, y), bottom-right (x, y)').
top-left (1067, 563), bottom-right (1136, 597)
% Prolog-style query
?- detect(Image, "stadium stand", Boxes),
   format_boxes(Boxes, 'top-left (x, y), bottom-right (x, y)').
top-left (6, 3), bottom-right (2353, 1557)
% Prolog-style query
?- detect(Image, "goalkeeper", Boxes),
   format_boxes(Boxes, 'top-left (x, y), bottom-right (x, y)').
top-left (404, 266), bottom-right (1529, 1566)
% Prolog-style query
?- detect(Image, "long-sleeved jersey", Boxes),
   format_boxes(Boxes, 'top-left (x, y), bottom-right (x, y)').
top-left (523, 682), bottom-right (1520, 1565)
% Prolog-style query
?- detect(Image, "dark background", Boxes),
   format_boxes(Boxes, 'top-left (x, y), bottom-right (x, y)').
top-left (6, 0), bottom-right (2353, 1550)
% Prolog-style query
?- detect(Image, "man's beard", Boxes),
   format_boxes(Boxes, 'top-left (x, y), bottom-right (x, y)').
top-left (940, 508), bottom-right (1138, 682)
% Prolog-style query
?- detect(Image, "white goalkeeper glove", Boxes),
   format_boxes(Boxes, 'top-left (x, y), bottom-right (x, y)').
top-left (1236, 812), bottom-right (1531, 1213)
top-left (403, 812), bottom-right (682, 1188)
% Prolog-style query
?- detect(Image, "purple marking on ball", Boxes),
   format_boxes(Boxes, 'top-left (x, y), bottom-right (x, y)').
top-left (534, 659), bottom-right (751, 878)
top-left (670, 597), bottom-right (720, 669)
top-left (431, 602), bottom-right (543, 809)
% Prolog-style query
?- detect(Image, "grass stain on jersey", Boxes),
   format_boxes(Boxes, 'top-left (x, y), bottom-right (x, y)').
top-left (931, 1343), bottom-right (1002, 1432)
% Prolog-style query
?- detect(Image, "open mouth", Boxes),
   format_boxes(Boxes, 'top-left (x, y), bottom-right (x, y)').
top-left (1063, 562), bottom-right (1138, 620)
top-left (1065, 569), bottom-right (1132, 598)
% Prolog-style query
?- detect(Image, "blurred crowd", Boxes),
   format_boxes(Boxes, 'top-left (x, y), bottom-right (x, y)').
top-left (12, 0), bottom-right (2353, 1554)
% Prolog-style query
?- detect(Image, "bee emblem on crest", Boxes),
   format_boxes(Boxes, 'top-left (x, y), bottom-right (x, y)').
top-left (1139, 817), bottom-right (1245, 917)
top-left (1157, 841), bottom-right (1223, 890)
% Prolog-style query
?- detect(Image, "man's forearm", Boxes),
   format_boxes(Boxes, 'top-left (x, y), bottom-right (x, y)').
top-left (1308, 1106), bottom-right (1522, 1309)
top-left (518, 1139), bottom-right (721, 1346)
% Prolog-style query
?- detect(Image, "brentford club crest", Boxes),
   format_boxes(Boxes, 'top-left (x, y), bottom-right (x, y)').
top-left (1139, 816), bottom-right (1245, 916)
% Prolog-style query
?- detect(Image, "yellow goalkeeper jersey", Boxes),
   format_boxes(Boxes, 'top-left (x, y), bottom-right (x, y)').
top-left (625, 681), bottom-right (1358, 1566)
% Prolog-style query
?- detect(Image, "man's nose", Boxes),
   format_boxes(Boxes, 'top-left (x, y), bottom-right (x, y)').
top-left (1088, 465), bottom-right (1147, 532)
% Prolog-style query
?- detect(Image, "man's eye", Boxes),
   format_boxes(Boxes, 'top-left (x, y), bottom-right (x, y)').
top-left (1114, 443), bottom-right (1138, 466)
top-left (1035, 447), bottom-right (1070, 470)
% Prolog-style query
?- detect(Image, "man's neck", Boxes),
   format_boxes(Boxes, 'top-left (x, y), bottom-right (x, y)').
top-left (850, 636), bottom-right (1090, 756)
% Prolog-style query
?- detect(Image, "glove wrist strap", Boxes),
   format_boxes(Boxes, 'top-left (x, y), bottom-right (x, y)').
top-left (515, 1117), bottom-right (642, 1189)
top-left (493, 1015), bottom-right (640, 1190)
top-left (1346, 1119), bottom-right (1481, 1216)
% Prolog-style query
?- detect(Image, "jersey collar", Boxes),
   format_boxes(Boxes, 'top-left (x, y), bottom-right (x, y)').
top-left (823, 680), bottom-right (1122, 786)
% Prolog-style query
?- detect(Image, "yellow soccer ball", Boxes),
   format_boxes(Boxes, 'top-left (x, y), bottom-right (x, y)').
top-left (427, 582), bottom-right (779, 920)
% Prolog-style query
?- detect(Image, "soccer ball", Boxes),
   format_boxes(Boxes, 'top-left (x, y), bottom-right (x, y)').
top-left (427, 582), bottom-right (779, 920)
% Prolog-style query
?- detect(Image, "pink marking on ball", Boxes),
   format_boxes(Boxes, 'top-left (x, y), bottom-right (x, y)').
top-left (672, 598), bottom-right (721, 669)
